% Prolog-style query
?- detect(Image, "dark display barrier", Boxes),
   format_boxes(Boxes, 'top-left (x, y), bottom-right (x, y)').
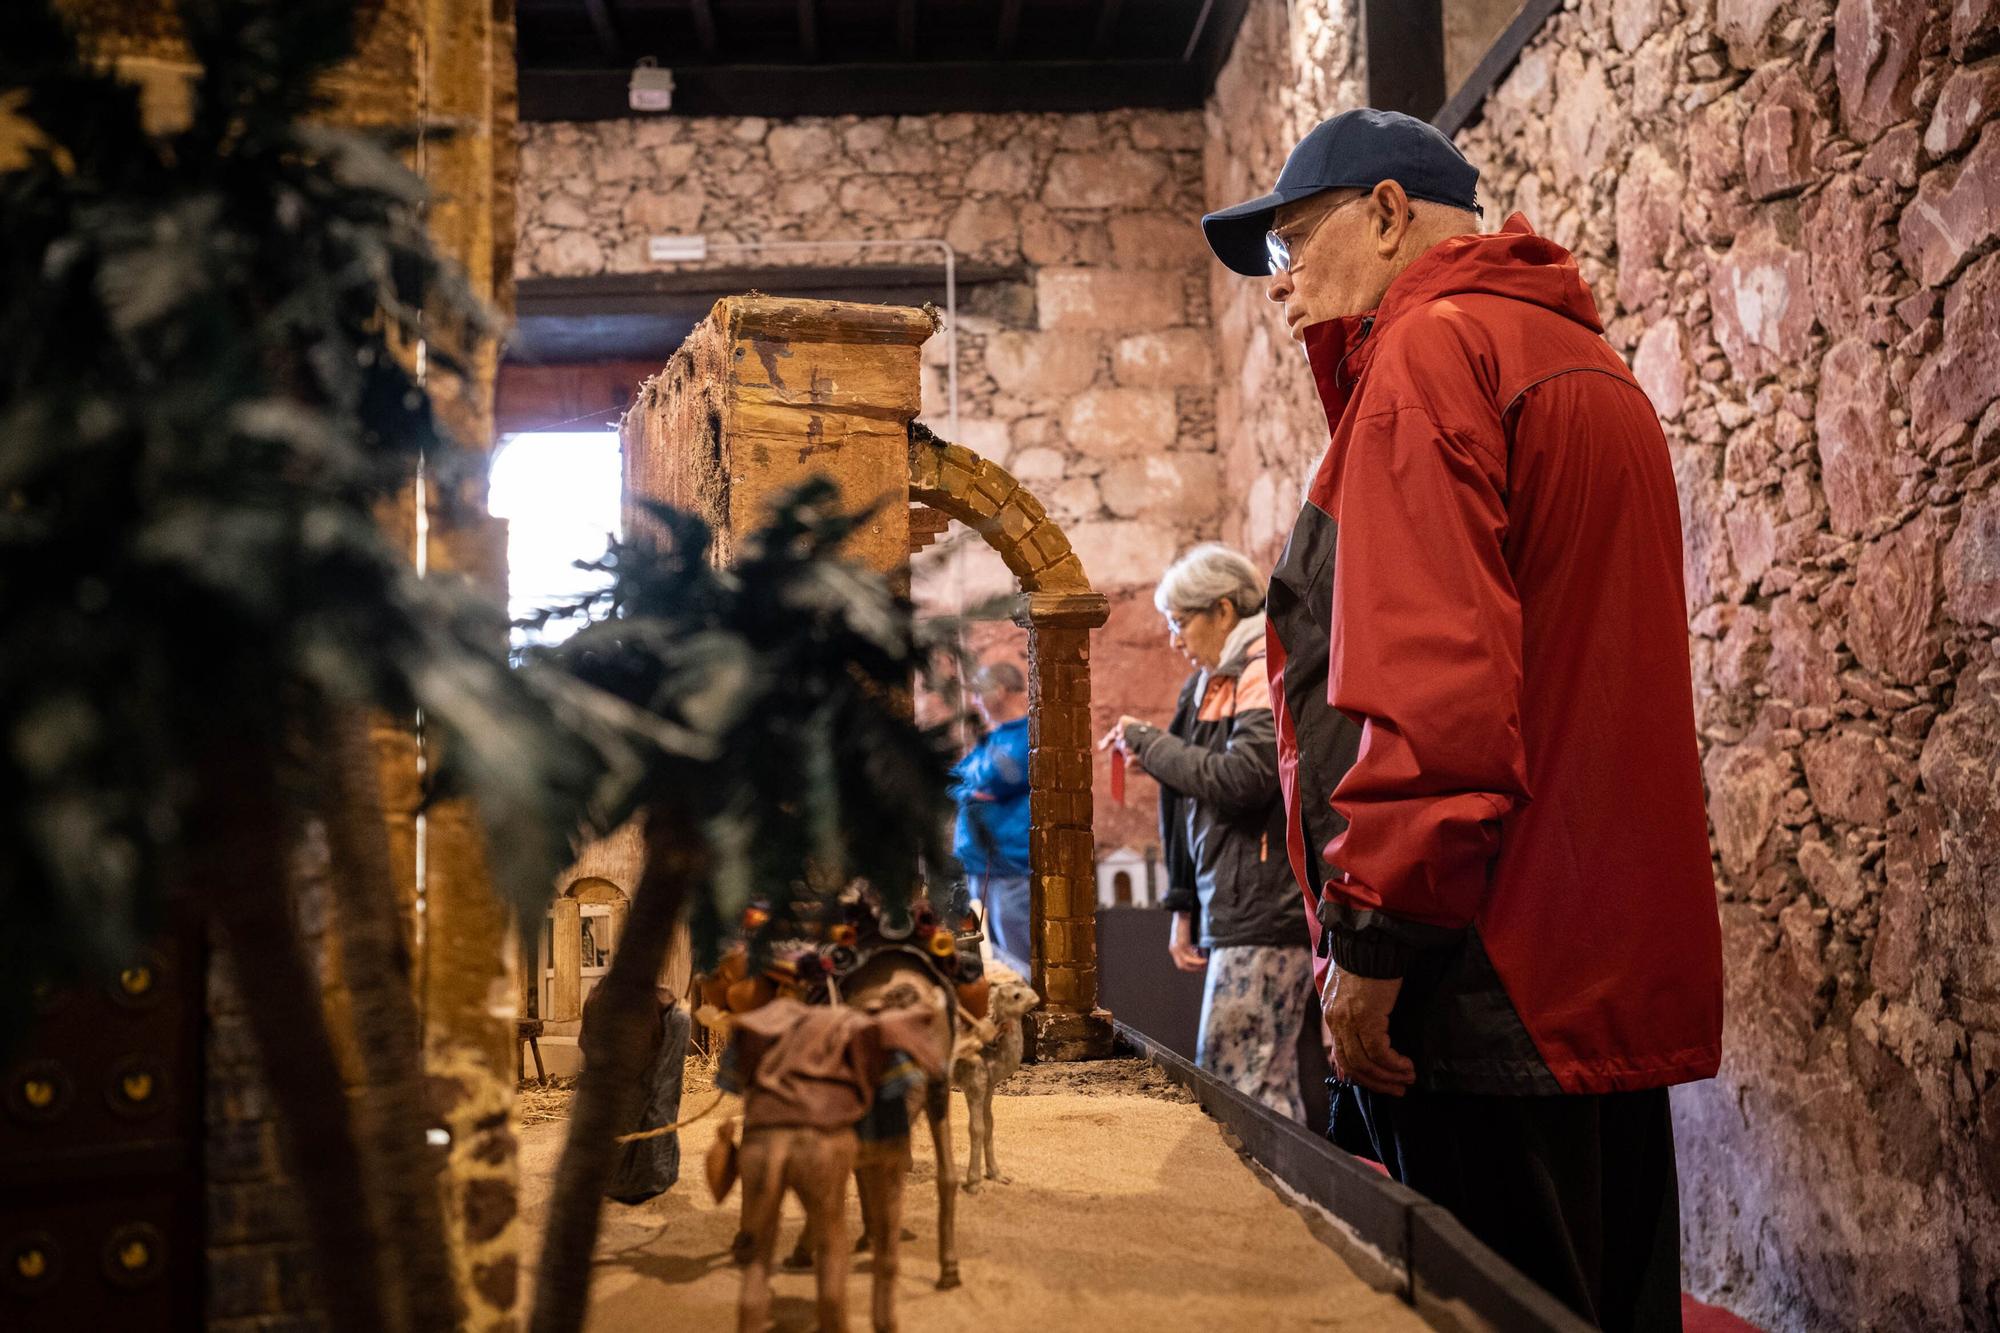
top-left (1116, 1022), bottom-right (1595, 1333)
top-left (1095, 905), bottom-right (1333, 1130)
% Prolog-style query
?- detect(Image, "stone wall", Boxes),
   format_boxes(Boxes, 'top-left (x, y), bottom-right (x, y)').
top-left (517, 14), bottom-right (2000, 1319)
top-left (518, 109), bottom-right (1218, 849)
top-left (1453, 1), bottom-right (2000, 1327)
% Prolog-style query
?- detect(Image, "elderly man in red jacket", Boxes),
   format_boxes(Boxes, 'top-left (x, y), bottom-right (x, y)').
top-left (1203, 109), bottom-right (1723, 1332)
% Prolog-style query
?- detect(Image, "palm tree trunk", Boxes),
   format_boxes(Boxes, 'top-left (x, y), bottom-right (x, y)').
top-left (531, 803), bottom-right (705, 1333)
top-left (193, 736), bottom-right (390, 1333)
top-left (313, 703), bottom-right (461, 1333)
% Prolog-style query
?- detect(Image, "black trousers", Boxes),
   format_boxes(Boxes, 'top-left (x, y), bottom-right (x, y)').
top-left (1351, 1085), bottom-right (1683, 1333)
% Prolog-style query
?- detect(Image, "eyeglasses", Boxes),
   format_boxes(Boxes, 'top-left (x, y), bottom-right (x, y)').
top-left (1265, 194), bottom-right (1368, 275)
top-left (1167, 604), bottom-right (1216, 637)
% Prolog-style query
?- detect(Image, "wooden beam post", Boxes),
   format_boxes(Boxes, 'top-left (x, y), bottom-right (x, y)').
top-left (550, 898), bottom-right (583, 1022)
top-left (1362, 0), bottom-right (1446, 119)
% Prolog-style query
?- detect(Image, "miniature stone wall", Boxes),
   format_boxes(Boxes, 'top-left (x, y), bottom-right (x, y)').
top-left (1457, 3), bottom-right (1998, 1326)
top-left (518, 109), bottom-right (1213, 849)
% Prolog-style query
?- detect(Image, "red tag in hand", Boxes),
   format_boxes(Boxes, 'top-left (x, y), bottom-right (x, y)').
top-left (1110, 748), bottom-right (1126, 806)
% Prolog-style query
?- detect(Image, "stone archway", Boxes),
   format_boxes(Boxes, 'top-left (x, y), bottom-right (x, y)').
top-left (908, 426), bottom-right (1113, 1060)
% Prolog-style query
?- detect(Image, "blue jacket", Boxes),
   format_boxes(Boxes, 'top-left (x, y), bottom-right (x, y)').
top-left (951, 716), bottom-right (1030, 876)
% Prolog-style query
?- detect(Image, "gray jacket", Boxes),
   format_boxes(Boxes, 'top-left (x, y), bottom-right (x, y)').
top-left (1128, 615), bottom-right (1306, 951)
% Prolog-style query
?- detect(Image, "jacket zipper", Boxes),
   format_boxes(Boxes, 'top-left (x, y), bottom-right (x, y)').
top-left (1334, 315), bottom-right (1375, 392)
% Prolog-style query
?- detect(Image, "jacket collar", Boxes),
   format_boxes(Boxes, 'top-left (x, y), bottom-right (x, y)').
top-left (1299, 213), bottom-right (1588, 428)
top-left (1218, 611), bottom-right (1267, 674)
top-left (1201, 611), bottom-right (1268, 692)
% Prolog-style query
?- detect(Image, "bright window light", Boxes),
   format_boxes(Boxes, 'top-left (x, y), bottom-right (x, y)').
top-left (489, 430), bottom-right (623, 645)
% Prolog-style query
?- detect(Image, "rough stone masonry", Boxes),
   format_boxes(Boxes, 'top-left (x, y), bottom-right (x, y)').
top-left (514, 0), bottom-right (2000, 1324)
top-left (1458, 0), bottom-right (2000, 1326)
top-left (516, 107), bottom-right (1218, 853)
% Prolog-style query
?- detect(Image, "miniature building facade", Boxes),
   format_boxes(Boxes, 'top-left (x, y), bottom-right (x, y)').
top-left (622, 295), bottom-right (1114, 1058)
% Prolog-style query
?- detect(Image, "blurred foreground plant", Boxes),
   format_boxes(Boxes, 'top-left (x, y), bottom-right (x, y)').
top-left (523, 481), bottom-right (964, 1333)
top-left (1, 2), bottom-right (618, 1327)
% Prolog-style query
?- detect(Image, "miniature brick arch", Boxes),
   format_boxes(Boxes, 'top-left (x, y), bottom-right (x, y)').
top-left (908, 426), bottom-right (1114, 1059)
top-left (561, 875), bottom-right (627, 905)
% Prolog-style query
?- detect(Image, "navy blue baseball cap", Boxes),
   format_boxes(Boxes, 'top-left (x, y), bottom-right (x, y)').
top-left (1202, 108), bottom-right (1481, 276)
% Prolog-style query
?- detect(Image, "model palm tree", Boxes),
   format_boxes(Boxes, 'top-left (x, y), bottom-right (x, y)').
top-left (524, 484), bottom-right (963, 1333)
top-left (1, 3), bottom-right (610, 1328)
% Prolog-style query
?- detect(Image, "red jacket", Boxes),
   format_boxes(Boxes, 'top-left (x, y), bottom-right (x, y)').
top-left (1268, 215), bottom-right (1723, 1095)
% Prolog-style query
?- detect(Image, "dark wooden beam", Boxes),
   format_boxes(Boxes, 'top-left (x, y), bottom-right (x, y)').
top-left (509, 264), bottom-right (1022, 365)
top-left (797, 0), bottom-right (819, 60)
top-left (997, 0), bottom-right (1023, 57)
top-left (688, 0), bottom-right (718, 58)
top-left (1432, 0), bottom-right (1562, 137)
top-left (519, 60), bottom-right (1206, 119)
top-left (580, 0), bottom-right (622, 62)
top-left (1362, 0), bottom-right (1444, 119)
top-left (1180, 0), bottom-right (1214, 61)
top-left (896, 0), bottom-right (917, 57)
top-left (1181, 0), bottom-right (1250, 85)
top-left (1089, 0), bottom-right (1124, 54)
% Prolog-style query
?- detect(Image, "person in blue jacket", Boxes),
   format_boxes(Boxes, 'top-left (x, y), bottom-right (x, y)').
top-left (952, 661), bottom-right (1032, 968)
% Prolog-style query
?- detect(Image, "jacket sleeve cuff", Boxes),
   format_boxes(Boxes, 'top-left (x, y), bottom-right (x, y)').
top-left (1316, 894), bottom-right (1463, 979)
top-left (1327, 927), bottom-right (1418, 979)
top-left (1124, 721), bottom-right (1164, 763)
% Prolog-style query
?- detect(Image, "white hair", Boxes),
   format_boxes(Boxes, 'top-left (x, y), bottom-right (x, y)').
top-left (1153, 542), bottom-right (1266, 618)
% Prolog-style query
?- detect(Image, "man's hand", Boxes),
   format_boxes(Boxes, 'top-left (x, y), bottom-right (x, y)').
top-left (1167, 911), bottom-right (1207, 973)
top-left (1321, 967), bottom-right (1415, 1096)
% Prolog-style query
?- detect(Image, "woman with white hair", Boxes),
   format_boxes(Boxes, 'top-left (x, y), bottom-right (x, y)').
top-left (1101, 543), bottom-right (1312, 1122)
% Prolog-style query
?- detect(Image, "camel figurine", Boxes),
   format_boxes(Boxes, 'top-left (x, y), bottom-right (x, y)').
top-left (954, 964), bottom-right (1040, 1192)
top-left (709, 994), bottom-right (945, 1333)
top-left (840, 947), bottom-right (964, 1302)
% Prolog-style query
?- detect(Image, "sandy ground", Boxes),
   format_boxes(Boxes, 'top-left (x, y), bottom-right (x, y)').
top-left (517, 1059), bottom-right (1426, 1331)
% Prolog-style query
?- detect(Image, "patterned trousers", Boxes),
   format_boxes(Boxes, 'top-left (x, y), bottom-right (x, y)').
top-left (1196, 944), bottom-right (1312, 1124)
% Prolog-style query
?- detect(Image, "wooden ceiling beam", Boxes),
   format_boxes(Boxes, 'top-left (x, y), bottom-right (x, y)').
top-left (997, 0), bottom-right (1023, 57)
top-left (1362, 0), bottom-right (1444, 119)
top-left (580, 0), bottom-right (623, 61)
top-left (1090, 0), bottom-right (1124, 54)
top-left (688, 0), bottom-right (719, 57)
top-left (520, 60), bottom-right (1205, 119)
top-left (797, 0), bottom-right (819, 60)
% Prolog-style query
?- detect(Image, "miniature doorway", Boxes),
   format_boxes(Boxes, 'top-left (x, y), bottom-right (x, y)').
top-left (539, 876), bottom-right (628, 1024)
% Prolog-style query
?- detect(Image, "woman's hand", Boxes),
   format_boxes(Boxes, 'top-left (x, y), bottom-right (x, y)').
top-left (1096, 715), bottom-right (1150, 757)
top-left (1167, 911), bottom-right (1207, 972)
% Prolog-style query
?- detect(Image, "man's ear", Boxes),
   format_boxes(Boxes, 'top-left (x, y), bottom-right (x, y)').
top-left (1373, 180), bottom-right (1412, 257)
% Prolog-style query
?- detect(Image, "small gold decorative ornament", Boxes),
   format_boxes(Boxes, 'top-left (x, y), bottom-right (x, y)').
top-left (7, 1061), bottom-right (71, 1123)
top-left (108, 949), bottom-right (167, 1009)
top-left (3, 1232), bottom-right (60, 1295)
top-left (107, 1059), bottom-right (164, 1118)
top-left (101, 1223), bottom-right (164, 1287)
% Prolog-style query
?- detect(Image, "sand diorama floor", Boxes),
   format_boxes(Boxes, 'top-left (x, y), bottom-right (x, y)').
top-left (517, 1058), bottom-right (1427, 1331)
